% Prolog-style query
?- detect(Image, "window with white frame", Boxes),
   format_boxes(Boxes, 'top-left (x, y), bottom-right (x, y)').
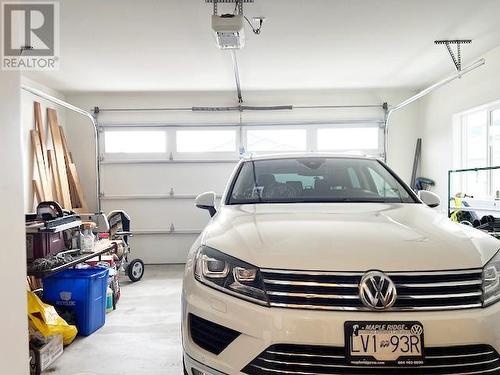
top-left (455, 102), bottom-right (500, 198)
top-left (246, 129), bottom-right (307, 152)
top-left (101, 122), bottom-right (384, 160)
top-left (176, 130), bottom-right (237, 153)
top-left (104, 130), bottom-right (167, 153)
top-left (317, 127), bottom-right (379, 152)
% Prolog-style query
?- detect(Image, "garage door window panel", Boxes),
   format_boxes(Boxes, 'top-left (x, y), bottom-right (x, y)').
top-left (104, 130), bottom-right (167, 154)
top-left (176, 130), bottom-right (237, 153)
top-left (246, 129), bottom-right (307, 152)
top-left (317, 127), bottom-right (379, 152)
top-left (102, 129), bottom-right (169, 162)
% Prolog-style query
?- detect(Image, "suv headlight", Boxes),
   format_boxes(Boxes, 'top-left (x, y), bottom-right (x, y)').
top-left (194, 246), bottom-right (269, 306)
top-left (483, 250), bottom-right (500, 307)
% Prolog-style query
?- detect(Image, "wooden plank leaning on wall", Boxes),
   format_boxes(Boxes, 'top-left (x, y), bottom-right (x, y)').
top-left (47, 108), bottom-right (72, 209)
top-left (31, 102), bottom-right (88, 212)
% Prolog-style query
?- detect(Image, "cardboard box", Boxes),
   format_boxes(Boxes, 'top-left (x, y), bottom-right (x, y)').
top-left (29, 334), bottom-right (63, 375)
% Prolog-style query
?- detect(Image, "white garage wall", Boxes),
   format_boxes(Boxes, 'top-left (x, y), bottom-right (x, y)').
top-left (66, 88), bottom-right (421, 211)
top-left (21, 77), bottom-right (67, 211)
top-left (418, 45), bottom-right (500, 208)
top-left (0, 71), bottom-right (29, 374)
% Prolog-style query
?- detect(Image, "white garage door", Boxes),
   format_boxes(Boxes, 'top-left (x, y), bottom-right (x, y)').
top-left (99, 117), bottom-right (384, 264)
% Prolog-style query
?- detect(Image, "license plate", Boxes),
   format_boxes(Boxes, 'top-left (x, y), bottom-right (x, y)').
top-left (345, 321), bottom-right (424, 366)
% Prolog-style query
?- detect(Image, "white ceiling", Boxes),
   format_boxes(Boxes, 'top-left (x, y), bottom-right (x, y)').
top-left (25, 0), bottom-right (500, 93)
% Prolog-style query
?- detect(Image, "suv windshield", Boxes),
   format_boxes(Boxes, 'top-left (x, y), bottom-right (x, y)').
top-left (227, 157), bottom-right (417, 204)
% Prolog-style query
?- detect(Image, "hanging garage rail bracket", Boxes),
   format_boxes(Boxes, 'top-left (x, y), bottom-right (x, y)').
top-left (435, 39), bottom-right (472, 72)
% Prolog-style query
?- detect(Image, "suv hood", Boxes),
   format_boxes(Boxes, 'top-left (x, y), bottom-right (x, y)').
top-left (202, 203), bottom-right (500, 271)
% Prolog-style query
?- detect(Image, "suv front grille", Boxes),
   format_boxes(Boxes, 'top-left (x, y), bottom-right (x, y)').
top-left (242, 344), bottom-right (500, 375)
top-left (261, 269), bottom-right (483, 311)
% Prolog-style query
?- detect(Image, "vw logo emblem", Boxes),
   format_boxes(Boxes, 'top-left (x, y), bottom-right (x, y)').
top-left (411, 324), bottom-right (423, 335)
top-left (359, 271), bottom-right (397, 310)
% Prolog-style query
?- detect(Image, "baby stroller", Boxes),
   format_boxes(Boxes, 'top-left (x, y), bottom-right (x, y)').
top-left (108, 210), bottom-right (145, 282)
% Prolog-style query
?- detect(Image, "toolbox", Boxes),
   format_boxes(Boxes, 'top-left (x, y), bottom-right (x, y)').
top-left (26, 202), bottom-right (81, 263)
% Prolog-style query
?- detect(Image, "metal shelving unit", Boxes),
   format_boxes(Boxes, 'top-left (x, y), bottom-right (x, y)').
top-left (27, 242), bottom-right (117, 279)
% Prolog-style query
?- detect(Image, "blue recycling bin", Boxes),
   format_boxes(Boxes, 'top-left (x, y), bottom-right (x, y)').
top-left (43, 267), bottom-right (109, 336)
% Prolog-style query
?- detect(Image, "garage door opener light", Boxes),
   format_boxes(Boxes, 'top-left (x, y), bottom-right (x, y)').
top-left (208, 0), bottom-right (265, 49)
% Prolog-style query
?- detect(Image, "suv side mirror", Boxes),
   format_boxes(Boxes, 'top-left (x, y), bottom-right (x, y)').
top-left (418, 190), bottom-right (440, 208)
top-left (195, 192), bottom-right (217, 217)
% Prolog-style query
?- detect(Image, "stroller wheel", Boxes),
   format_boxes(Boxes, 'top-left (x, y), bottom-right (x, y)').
top-left (127, 259), bottom-right (145, 282)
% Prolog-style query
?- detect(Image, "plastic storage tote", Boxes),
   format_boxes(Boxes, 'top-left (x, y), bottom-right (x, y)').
top-left (43, 267), bottom-right (109, 336)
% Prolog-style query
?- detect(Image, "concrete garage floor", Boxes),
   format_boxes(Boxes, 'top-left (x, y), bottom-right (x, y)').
top-left (46, 265), bottom-right (184, 375)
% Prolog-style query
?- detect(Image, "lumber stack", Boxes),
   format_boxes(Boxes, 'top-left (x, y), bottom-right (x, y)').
top-left (31, 102), bottom-right (88, 212)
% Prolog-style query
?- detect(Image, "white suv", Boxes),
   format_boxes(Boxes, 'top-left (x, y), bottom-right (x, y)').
top-left (182, 154), bottom-right (500, 375)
